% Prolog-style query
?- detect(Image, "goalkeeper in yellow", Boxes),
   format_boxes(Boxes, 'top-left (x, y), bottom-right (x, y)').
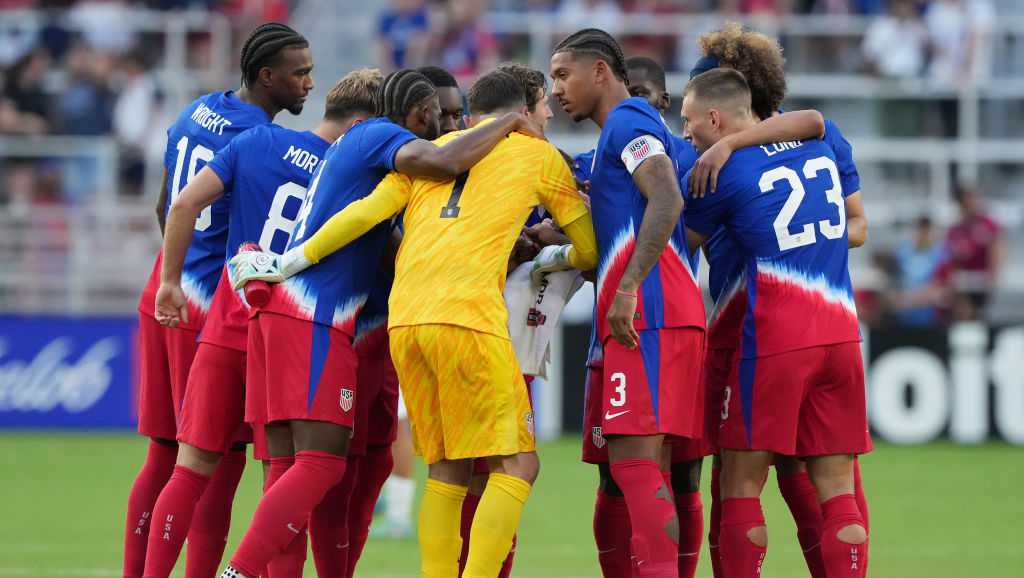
top-left (233, 69), bottom-right (597, 578)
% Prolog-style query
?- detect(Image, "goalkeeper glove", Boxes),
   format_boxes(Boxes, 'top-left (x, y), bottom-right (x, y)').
top-left (530, 244), bottom-right (574, 285)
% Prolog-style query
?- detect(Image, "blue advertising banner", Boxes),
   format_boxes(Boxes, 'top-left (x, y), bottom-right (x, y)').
top-left (0, 315), bottom-right (137, 428)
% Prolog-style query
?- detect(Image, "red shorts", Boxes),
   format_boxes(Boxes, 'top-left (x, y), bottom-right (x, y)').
top-left (718, 342), bottom-right (872, 457)
top-left (350, 339), bottom-right (400, 456)
top-left (246, 312), bottom-right (358, 428)
top-left (582, 364), bottom-right (608, 464)
top-left (177, 342), bottom-right (252, 454)
top-left (137, 312), bottom-right (199, 440)
top-left (701, 347), bottom-right (738, 456)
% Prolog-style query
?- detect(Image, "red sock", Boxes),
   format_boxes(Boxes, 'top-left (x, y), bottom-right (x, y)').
top-left (497, 534), bottom-right (516, 578)
top-left (777, 471), bottom-right (825, 578)
top-left (458, 492), bottom-right (482, 576)
top-left (309, 456), bottom-right (359, 578)
top-left (675, 492), bottom-right (702, 578)
top-left (123, 441), bottom-right (178, 578)
top-left (185, 450), bottom-right (246, 578)
top-left (853, 459), bottom-right (869, 574)
top-left (262, 457), bottom-right (307, 578)
top-left (719, 497), bottom-right (766, 578)
top-left (610, 460), bottom-right (678, 578)
top-left (708, 467), bottom-right (722, 578)
top-left (346, 446), bottom-right (394, 577)
top-left (142, 465), bottom-right (211, 578)
top-left (593, 488), bottom-right (634, 578)
top-left (820, 494), bottom-right (867, 578)
top-left (228, 451), bottom-right (347, 577)
top-left (853, 459), bottom-right (868, 532)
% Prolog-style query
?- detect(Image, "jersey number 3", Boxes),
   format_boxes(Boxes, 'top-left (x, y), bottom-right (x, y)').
top-left (759, 156), bottom-right (845, 251)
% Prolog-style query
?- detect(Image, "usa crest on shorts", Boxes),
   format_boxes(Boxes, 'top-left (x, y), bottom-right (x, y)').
top-left (340, 388), bottom-right (354, 412)
top-left (591, 426), bottom-right (606, 448)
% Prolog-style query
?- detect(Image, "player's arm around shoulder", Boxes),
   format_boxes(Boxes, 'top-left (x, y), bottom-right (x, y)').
top-left (286, 171), bottom-right (414, 274)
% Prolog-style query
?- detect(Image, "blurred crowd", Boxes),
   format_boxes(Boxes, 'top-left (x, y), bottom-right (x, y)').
top-left (376, 0), bottom-right (997, 87)
top-left (858, 184), bottom-right (1005, 327)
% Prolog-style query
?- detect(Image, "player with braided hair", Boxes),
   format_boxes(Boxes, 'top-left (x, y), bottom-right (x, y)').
top-left (124, 21), bottom-right (312, 578)
top-left (215, 70), bottom-right (537, 578)
top-left (550, 28), bottom-right (706, 578)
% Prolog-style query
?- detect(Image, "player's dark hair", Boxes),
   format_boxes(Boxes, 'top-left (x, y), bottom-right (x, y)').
top-left (552, 28), bottom-right (628, 83)
top-left (239, 22), bottom-right (309, 88)
top-left (417, 65), bottom-right (459, 89)
top-left (377, 69), bottom-right (437, 122)
top-left (467, 70), bottom-right (526, 115)
top-left (684, 68), bottom-right (752, 112)
top-left (496, 62), bottom-right (546, 112)
top-left (325, 68), bottom-right (383, 121)
top-left (625, 56), bottom-right (667, 92)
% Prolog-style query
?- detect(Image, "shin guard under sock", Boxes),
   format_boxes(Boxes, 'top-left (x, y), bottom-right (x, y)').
top-left (185, 450), bottom-right (246, 578)
top-left (719, 497), bottom-right (766, 578)
top-left (610, 460), bottom-right (678, 578)
top-left (228, 451), bottom-right (347, 578)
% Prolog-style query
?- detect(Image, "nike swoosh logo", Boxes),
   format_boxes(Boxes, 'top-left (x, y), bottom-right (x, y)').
top-left (287, 523), bottom-right (300, 534)
top-left (605, 410), bottom-right (630, 420)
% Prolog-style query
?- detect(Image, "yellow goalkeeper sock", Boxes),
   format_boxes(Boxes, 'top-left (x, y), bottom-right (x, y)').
top-left (419, 478), bottom-right (468, 578)
top-left (463, 473), bottom-right (533, 578)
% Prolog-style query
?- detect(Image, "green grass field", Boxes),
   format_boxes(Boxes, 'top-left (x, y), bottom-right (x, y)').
top-left (0, 434), bottom-right (1020, 578)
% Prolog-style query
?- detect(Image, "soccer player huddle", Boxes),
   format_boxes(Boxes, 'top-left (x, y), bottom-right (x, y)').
top-left (122, 19), bottom-right (871, 578)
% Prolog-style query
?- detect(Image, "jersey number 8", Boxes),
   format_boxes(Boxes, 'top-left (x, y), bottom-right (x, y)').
top-left (759, 156), bottom-right (845, 251)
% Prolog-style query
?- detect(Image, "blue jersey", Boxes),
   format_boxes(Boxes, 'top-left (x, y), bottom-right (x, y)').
top-left (263, 117), bottom-right (417, 335)
top-left (199, 125), bottom-right (329, 351)
top-left (589, 98), bottom-right (704, 341)
top-left (684, 137), bottom-right (860, 359)
top-left (672, 134), bottom-right (701, 274)
top-left (702, 119), bottom-right (861, 350)
top-left (138, 91), bottom-right (270, 331)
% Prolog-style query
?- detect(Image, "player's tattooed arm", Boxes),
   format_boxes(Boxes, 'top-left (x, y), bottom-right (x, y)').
top-left (155, 169), bottom-right (169, 236)
top-left (610, 154), bottom-right (684, 348)
top-left (156, 167), bottom-right (225, 327)
top-left (392, 112), bottom-right (538, 179)
top-left (689, 109), bottom-right (826, 198)
top-left (845, 192), bottom-right (868, 248)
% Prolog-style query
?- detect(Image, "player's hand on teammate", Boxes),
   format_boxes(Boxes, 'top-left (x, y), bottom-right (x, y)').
top-left (607, 288), bottom-right (639, 349)
top-left (689, 136), bottom-right (735, 198)
top-left (154, 284), bottom-right (189, 327)
top-left (508, 232), bottom-right (540, 273)
top-left (526, 218), bottom-right (570, 248)
top-left (530, 244), bottom-right (574, 284)
top-left (227, 250), bottom-right (284, 290)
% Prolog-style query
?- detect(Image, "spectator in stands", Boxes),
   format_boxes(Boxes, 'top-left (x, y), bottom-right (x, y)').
top-left (68, 0), bottom-right (136, 53)
top-left (862, 0), bottom-right (927, 79)
top-left (1, 48), bottom-right (51, 135)
top-left (924, 0), bottom-right (995, 137)
top-left (55, 42), bottom-right (115, 136)
top-left (943, 183), bottom-right (1005, 321)
top-left (557, 0), bottom-right (621, 32)
top-left (377, 0), bottom-right (431, 71)
top-left (436, 0), bottom-right (496, 80)
top-left (890, 216), bottom-right (948, 327)
top-left (113, 50), bottom-right (163, 195)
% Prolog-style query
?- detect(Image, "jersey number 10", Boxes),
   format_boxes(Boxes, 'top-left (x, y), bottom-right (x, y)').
top-left (170, 136), bottom-right (214, 231)
top-left (759, 156), bottom-right (846, 252)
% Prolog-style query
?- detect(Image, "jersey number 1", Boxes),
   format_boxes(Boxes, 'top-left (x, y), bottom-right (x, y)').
top-left (439, 171), bottom-right (470, 219)
top-left (759, 155), bottom-right (845, 251)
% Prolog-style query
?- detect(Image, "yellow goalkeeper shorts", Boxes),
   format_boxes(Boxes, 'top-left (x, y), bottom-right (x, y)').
top-left (388, 324), bottom-right (535, 464)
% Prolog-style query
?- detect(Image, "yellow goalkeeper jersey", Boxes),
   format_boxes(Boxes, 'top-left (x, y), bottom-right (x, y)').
top-left (382, 123), bottom-right (589, 338)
